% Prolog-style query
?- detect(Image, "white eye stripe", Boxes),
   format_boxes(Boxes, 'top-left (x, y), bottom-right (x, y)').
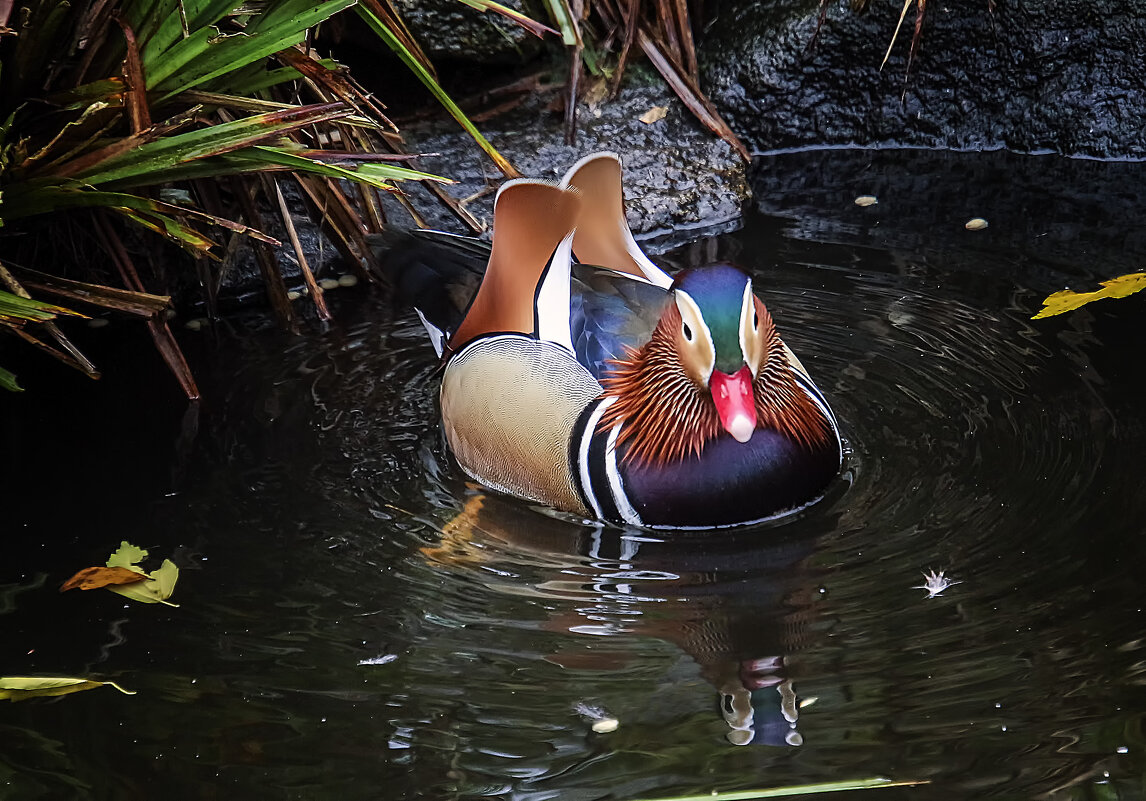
top-left (738, 279), bottom-right (762, 377)
top-left (674, 289), bottom-right (715, 379)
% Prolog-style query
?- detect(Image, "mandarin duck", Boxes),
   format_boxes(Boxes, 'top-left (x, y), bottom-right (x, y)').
top-left (374, 153), bottom-right (841, 528)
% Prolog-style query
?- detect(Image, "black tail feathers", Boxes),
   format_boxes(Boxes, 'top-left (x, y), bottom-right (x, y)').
top-left (367, 229), bottom-right (490, 340)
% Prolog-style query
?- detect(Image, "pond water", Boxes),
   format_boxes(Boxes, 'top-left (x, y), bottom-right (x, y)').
top-left (3, 149), bottom-right (1146, 800)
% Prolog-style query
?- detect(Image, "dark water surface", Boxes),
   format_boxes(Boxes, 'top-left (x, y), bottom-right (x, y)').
top-left (3, 150), bottom-right (1146, 800)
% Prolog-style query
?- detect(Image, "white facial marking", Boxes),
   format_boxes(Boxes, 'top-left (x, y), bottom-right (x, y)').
top-left (738, 278), bottom-right (761, 378)
top-left (674, 289), bottom-right (715, 382)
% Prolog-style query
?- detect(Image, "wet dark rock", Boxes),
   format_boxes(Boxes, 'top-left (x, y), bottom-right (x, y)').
top-left (393, 0), bottom-right (544, 64)
top-left (392, 82), bottom-right (749, 248)
top-left (700, 0), bottom-right (1146, 159)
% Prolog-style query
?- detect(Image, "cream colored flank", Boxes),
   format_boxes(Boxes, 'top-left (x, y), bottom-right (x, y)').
top-left (441, 336), bottom-right (599, 516)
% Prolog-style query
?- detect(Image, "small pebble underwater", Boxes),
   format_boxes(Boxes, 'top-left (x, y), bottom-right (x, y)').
top-left (3, 150), bottom-right (1146, 800)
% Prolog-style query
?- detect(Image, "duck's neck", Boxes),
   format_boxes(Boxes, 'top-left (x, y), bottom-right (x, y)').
top-left (598, 306), bottom-right (833, 467)
top-left (598, 306), bottom-right (721, 466)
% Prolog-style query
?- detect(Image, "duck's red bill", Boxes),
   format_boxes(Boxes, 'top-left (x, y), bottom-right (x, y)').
top-left (710, 366), bottom-right (757, 443)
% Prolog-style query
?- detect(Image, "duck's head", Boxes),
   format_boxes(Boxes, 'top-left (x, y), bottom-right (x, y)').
top-left (599, 263), bottom-right (832, 466)
top-left (669, 264), bottom-right (768, 444)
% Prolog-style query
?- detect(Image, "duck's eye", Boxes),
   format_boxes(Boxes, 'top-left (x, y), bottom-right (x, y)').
top-left (682, 322), bottom-right (693, 341)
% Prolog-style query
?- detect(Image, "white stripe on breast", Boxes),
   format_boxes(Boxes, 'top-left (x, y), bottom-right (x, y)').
top-left (577, 397), bottom-right (614, 520)
top-left (605, 421), bottom-right (643, 526)
top-left (792, 371), bottom-right (842, 463)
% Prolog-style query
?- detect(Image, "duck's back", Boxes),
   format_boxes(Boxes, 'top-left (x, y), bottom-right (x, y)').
top-left (373, 229), bottom-right (668, 379)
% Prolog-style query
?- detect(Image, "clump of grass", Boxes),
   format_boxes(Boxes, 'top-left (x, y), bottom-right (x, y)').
top-left (544, 0), bottom-right (750, 161)
top-left (1, 0), bottom-right (757, 396)
top-left (0, 0), bottom-right (538, 394)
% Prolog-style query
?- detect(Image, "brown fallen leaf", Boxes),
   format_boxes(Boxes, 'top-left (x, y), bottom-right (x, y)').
top-left (61, 566), bottom-right (149, 592)
top-left (638, 106), bottom-right (668, 124)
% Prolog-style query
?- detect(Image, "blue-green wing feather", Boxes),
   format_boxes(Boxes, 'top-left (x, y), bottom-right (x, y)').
top-left (370, 230), bottom-right (667, 377)
top-left (570, 264), bottom-right (668, 381)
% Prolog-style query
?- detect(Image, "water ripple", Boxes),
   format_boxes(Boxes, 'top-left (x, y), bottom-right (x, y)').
top-left (7, 193), bottom-right (1146, 799)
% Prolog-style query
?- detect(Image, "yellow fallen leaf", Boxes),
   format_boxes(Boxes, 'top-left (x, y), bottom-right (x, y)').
top-left (106, 541), bottom-right (148, 569)
top-left (104, 541), bottom-right (180, 606)
top-left (60, 566), bottom-right (150, 592)
top-left (0, 676), bottom-right (136, 701)
top-left (1032, 271), bottom-right (1146, 319)
top-left (107, 559), bottom-right (179, 606)
top-left (638, 106), bottom-right (668, 124)
top-left (149, 559), bottom-right (180, 601)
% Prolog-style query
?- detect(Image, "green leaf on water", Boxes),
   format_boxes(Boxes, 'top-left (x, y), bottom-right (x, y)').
top-left (0, 365), bottom-right (22, 392)
top-left (105, 541), bottom-right (149, 569)
top-left (0, 676), bottom-right (136, 702)
top-left (150, 559), bottom-right (180, 601)
top-left (1032, 271), bottom-right (1146, 319)
top-left (623, 778), bottom-right (929, 801)
top-left (104, 542), bottom-right (180, 606)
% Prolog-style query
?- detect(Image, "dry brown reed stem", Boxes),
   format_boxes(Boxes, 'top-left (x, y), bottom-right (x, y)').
top-left (295, 174), bottom-right (377, 284)
top-left (671, 0), bottom-right (697, 81)
top-left (7, 326), bottom-right (97, 376)
top-left (92, 210), bottom-right (200, 399)
top-left (1, 263), bottom-right (100, 378)
top-left (230, 177), bottom-right (296, 331)
top-left (115, 15), bottom-right (150, 130)
top-left (636, 28), bottom-right (749, 161)
top-left (272, 177), bottom-right (331, 321)
top-left (609, 0), bottom-right (641, 100)
top-left (13, 268), bottom-right (171, 317)
top-left (565, 42), bottom-right (583, 145)
top-left (651, 0), bottom-right (682, 63)
top-left (592, 0), bottom-right (747, 158)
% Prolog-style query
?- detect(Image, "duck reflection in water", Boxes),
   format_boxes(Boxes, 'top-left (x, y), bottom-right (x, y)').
top-left (421, 490), bottom-right (830, 747)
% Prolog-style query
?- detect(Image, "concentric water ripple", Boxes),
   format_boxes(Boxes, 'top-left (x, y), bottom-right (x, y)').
top-left (146, 216), bottom-right (1144, 800)
top-left (4, 179), bottom-right (1146, 799)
